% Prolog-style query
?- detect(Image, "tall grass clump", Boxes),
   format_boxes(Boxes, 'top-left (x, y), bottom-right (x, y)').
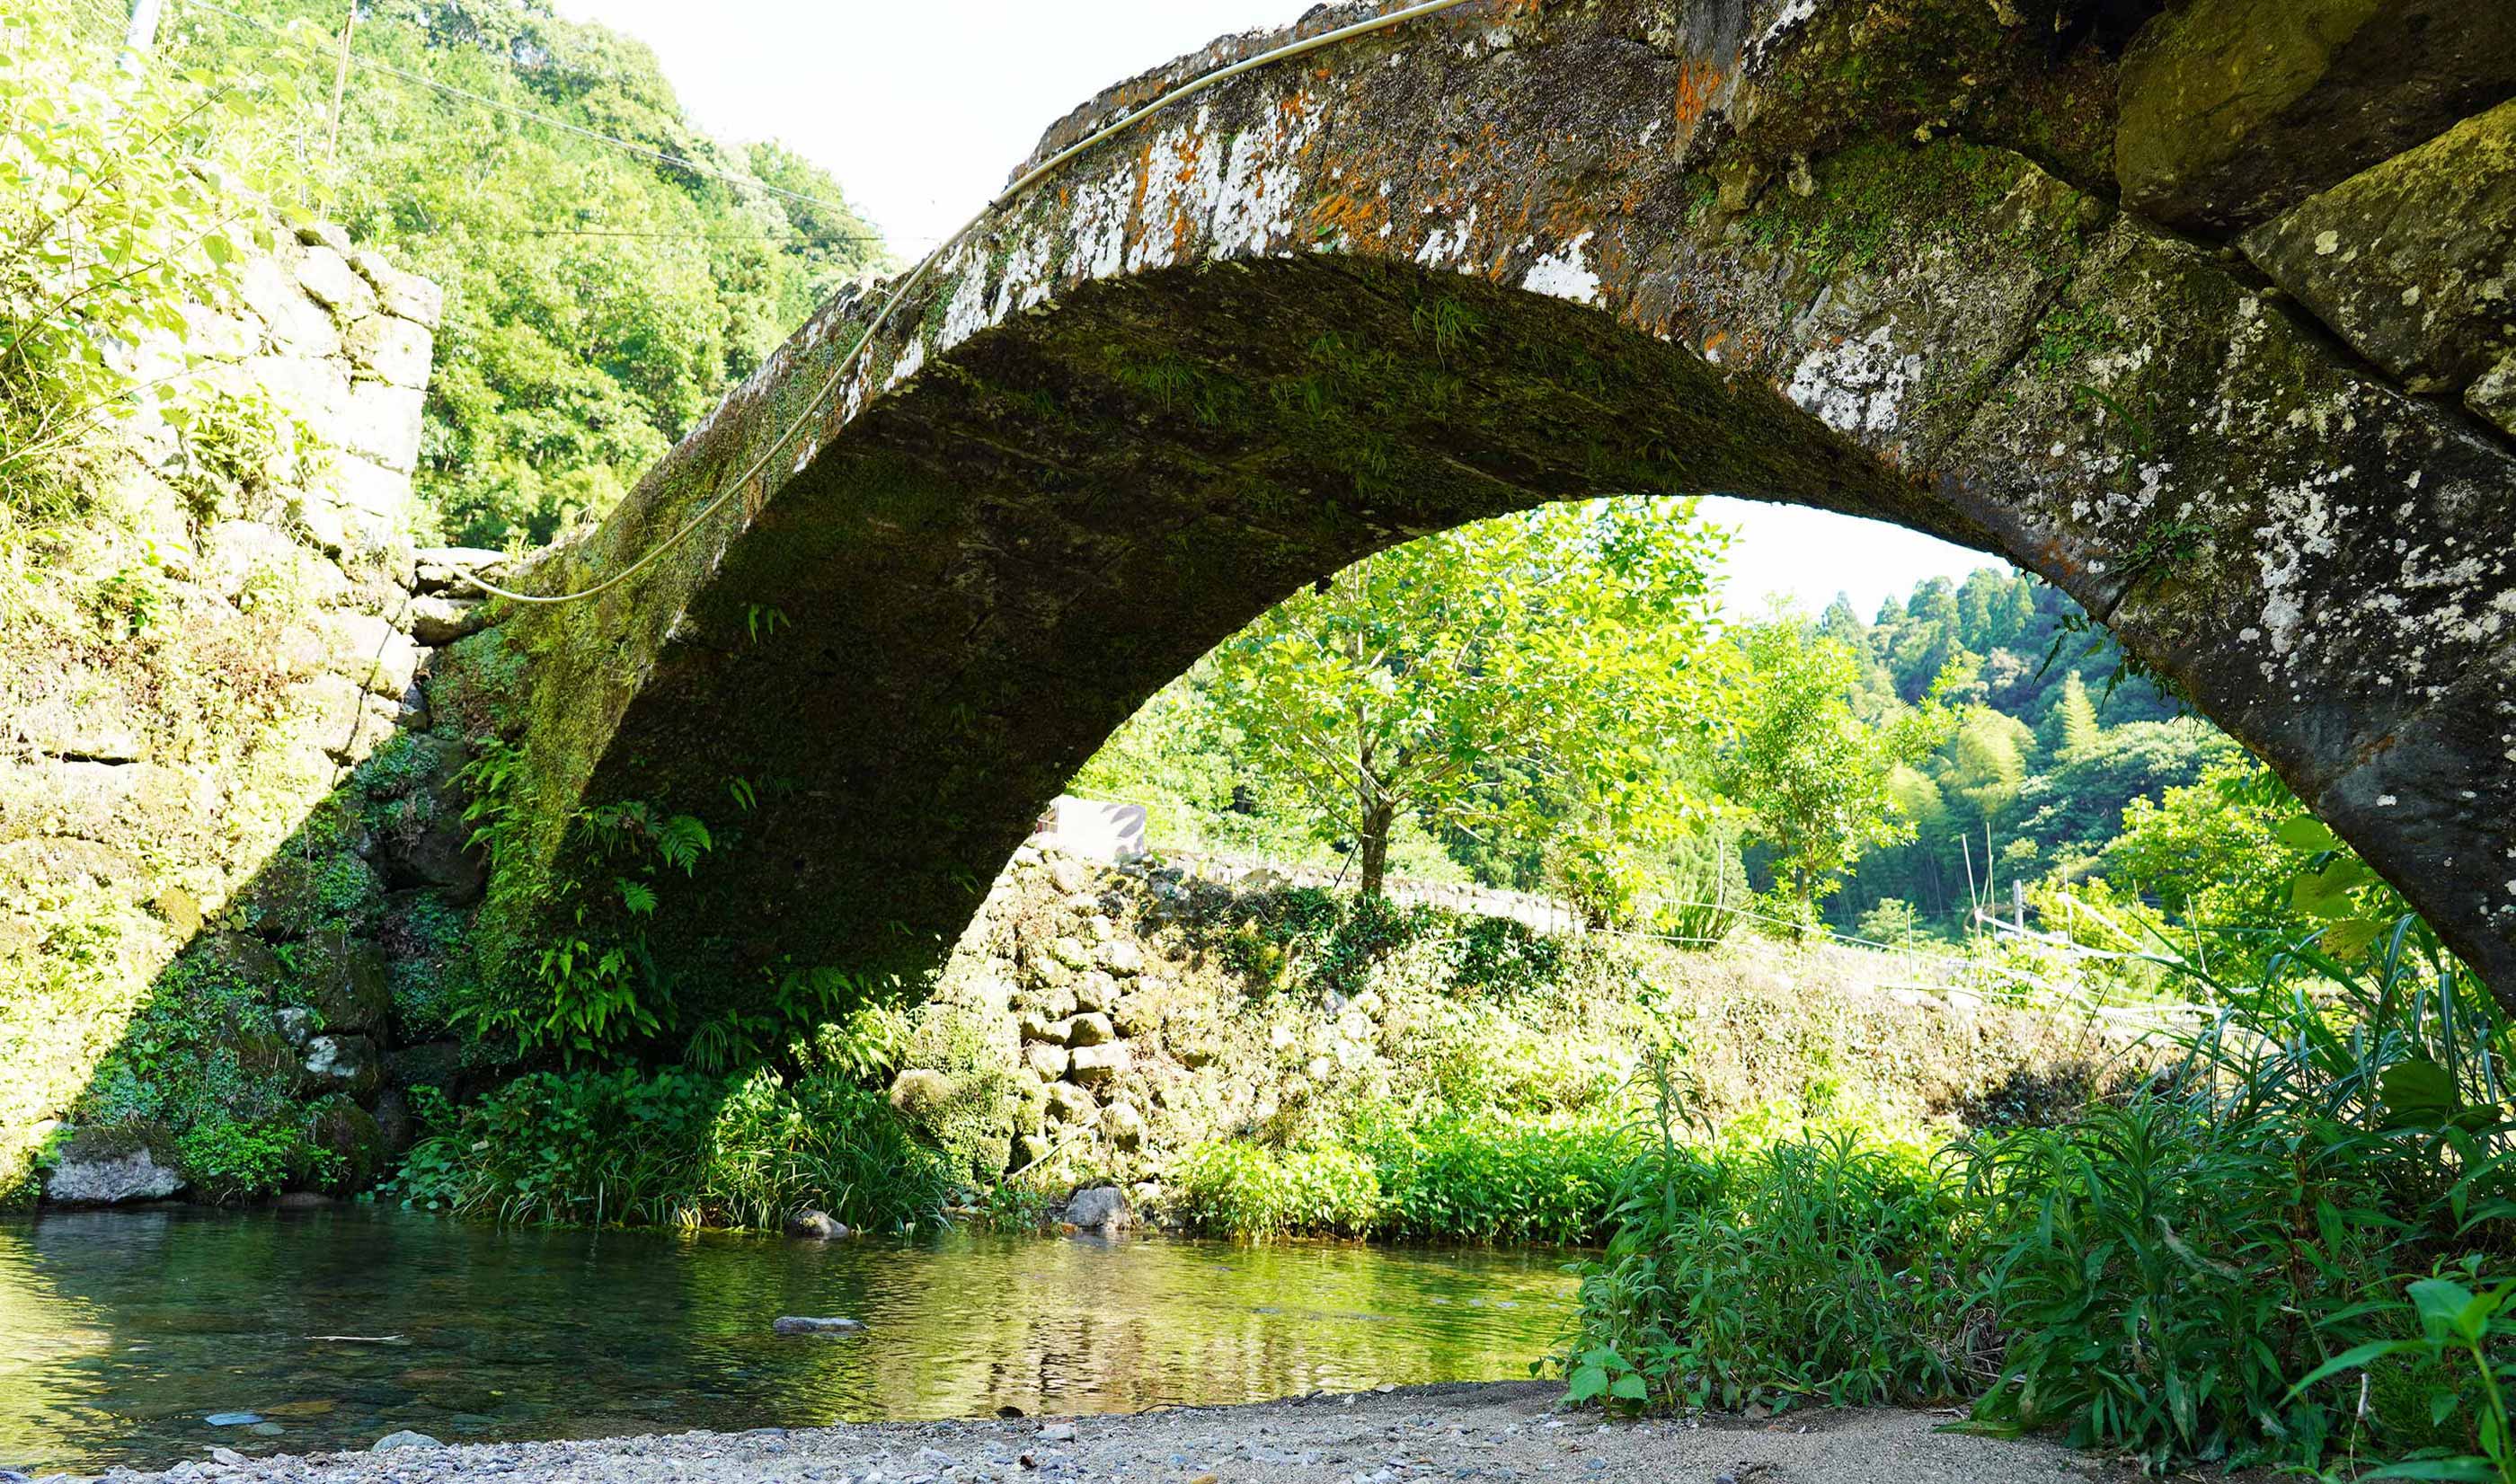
top-left (1559, 919), bottom-right (2516, 1476)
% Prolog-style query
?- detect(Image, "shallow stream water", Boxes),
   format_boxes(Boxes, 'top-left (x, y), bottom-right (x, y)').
top-left (0, 1206), bottom-right (1575, 1474)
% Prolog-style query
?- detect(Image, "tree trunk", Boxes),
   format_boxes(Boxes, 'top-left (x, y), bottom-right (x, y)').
top-left (1357, 799), bottom-right (1396, 898)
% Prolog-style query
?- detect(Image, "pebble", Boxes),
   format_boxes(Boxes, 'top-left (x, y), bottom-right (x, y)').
top-left (202, 1415), bottom-right (261, 1428)
top-left (370, 1431), bottom-right (443, 1452)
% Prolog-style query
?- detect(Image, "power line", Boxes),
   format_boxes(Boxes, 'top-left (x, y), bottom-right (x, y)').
top-left (474, 225), bottom-right (884, 245)
top-left (176, 0), bottom-right (876, 229)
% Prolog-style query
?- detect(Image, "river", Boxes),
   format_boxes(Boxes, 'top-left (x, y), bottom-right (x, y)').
top-left (0, 1206), bottom-right (1576, 1473)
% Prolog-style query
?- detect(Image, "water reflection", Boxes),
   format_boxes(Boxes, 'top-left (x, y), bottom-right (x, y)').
top-left (0, 1207), bottom-right (1574, 1472)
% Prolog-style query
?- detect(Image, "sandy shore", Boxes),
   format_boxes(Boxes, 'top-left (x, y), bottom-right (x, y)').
top-left (106, 1382), bottom-right (2145, 1484)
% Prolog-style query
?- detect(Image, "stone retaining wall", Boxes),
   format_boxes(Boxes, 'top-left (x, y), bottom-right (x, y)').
top-left (0, 223), bottom-right (496, 1202)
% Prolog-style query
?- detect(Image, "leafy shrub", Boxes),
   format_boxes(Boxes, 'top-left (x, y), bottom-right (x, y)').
top-left (1174, 1140), bottom-right (1380, 1239)
top-left (387, 1062), bottom-right (952, 1232)
top-left (1360, 1118), bottom-right (1632, 1245)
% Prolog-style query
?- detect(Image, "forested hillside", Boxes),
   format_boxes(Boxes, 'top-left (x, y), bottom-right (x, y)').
top-left (166, 0), bottom-right (887, 547)
top-left (1076, 528), bottom-right (2260, 945)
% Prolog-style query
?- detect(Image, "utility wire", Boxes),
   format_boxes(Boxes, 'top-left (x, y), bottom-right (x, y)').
top-left (177, 0), bottom-right (875, 228)
top-left (471, 225), bottom-right (886, 246)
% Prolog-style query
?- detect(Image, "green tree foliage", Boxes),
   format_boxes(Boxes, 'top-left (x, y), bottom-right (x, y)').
top-left (0, 0), bottom-right (312, 529)
top-left (1713, 619), bottom-right (1953, 910)
top-left (164, 0), bottom-right (886, 546)
top-left (1206, 499), bottom-right (1726, 901)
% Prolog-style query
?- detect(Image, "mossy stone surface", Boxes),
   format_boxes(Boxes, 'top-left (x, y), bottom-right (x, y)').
top-left (2115, 0), bottom-right (2516, 231)
top-left (2240, 99), bottom-right (2516, 395)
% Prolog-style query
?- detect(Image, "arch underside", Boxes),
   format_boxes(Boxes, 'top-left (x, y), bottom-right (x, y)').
top-left (483, 0), bottom-right (2516, 1003)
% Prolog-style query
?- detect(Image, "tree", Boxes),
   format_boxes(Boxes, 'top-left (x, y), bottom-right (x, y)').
top-left (2052, 670), bottom-right (2102, 760)
top-left (164, 0), bottom-right (887, 546)
top-left (1, 1), bottom-right (313, 527)
top-left (1207, 499), bottom-right (1725, 898)
top-left (1713, 620), bottom-right (1955, 907)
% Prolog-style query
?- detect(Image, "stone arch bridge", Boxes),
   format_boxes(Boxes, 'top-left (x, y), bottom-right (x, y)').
top-left (455, 0), bottom-right (2516, 1006)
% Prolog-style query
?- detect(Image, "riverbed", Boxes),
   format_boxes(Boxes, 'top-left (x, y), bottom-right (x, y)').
top-left (0, 1206), bottom-right (1574, 1474)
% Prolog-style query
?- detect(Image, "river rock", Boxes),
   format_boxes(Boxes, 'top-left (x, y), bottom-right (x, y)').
top-left (771, 1316), bottom-right (864, 1335)
top-left (1062, 1186), bottom-right (1130, 1233)
top-left (2240, 99), bottom-right (2516, 396)
top-left (785, 1208), bottom-right (850, 1241)
top-left (40, 1125), bottom-right (184, 1205)
top-left (370, 1431), bottom-right (442, 1452)
top-left (2114, 0), bottom-right (2516, 232)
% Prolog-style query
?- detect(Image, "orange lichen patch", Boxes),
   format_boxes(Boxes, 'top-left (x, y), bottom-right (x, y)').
top-left (1672, 57), bottom-right (1725, 138)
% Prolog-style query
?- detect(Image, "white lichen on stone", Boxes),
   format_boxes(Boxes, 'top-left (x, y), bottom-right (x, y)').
top-left (1786, 321), bottom-right (1922, 438)
top-left (1521, 232), bottom-right (1601, 305)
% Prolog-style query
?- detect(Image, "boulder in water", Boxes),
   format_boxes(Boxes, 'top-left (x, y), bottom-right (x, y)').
top-left (42, 1126), bottom-right (183, 1206)
top-left (1063, 1185), bottom-right (1130, 1233)
top-left (784, 1208), bottom-right (849, 1241)
top-left (771, 1316), bottom-right (864, 1335)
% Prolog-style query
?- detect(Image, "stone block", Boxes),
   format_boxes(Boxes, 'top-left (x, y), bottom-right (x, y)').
top-left (344, 313), bottom-right (433, 389)
top-left (1043, 1081), bottom-right (1098, 1124)
top-left (325, 611), bottom-right (421, 699)
top-left (235, 255), bottom-right (340, 357)
top-left (408, 594), bottom-right (487, 646)
top-left (296, 244), bottom-right (377, 318)
top-left (332, 381), bottom-right (425, 473)
top-left (294, 221), bottom-right (352, 254)
top-left (292, 929), bottom-right (391, 1032)
top-left (350, 249), bottom-right (443, 329)
top-left (239, 353), bottom-right (350, 423)
top-left (201, 519), bottom-right (299, 599)
top-left (1063, 1011), bottom-right (1115, 1047)
top-left (300, 1034), bottom-right (381, 1100)
top-left (328, 453), bottom-right (411, 521)
top-left (1071, 970), bottom-right (1119, 1013)
top-left (1024, 1043), bottom-right (1070, 1081)
top-left (2116, 0), bottom-right (2516, 232)
top-left (2240, 99), bottom-right (2516, 393)
top-left (1068, 1042), bottom-right (1130, 1086)
top-left (285, 673), bottom-right (394, 761)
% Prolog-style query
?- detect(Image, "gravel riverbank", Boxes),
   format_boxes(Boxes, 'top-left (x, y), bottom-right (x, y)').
top-left (105, 1382), bottom-right (2146, 1484)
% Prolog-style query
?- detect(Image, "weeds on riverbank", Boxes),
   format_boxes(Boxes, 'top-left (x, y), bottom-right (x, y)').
top-left (1556, 919), bottom-right (2516, 1476)
top-left (1174, 1116), bottom-right (1635, 1243)
top-left (385, 1019), bottom-right (955, 1232)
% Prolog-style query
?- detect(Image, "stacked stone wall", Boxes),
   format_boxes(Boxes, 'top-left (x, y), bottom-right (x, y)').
top-left (0, 222), bottom-right (492, 1202)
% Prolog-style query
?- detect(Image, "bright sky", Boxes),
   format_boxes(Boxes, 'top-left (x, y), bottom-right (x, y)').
top-left (554, 0), bottom-right (2008, 614)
